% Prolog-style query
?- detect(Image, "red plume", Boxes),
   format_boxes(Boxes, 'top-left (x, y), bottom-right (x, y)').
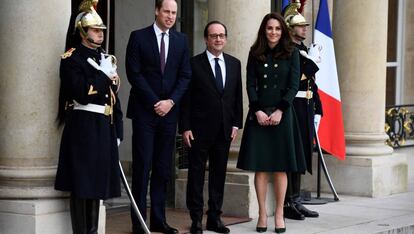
top-left (298, 0), bottom-right (306, 13)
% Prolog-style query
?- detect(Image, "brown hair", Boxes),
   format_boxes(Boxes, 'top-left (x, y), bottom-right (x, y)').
top-left (155, 0), bottom-right (177, 10)
top-left (250, 12), bottom-right (294, 62)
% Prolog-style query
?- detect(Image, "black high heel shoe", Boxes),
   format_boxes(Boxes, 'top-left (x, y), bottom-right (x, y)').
top-left (256, 226), bottom-right (267, 233)
top-left (274, 218), bottom-right (286, 233)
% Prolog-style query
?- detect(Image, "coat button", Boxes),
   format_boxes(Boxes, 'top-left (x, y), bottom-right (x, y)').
top-left (264, 74), bottom-right (267, 78)
top-left (264, 63), bottom-right (268, 67)
top-left (264, 85), bottom-right (267, 89)
top-left (105, 94), bottom-right (109, 98)
top-left (274, 64), bottom-right (278, 68)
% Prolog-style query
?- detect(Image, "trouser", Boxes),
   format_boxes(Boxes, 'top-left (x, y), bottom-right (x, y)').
top-left (186, 127), bottom-right (231, 222)
top-left (70, 194), bottom-right (100, 234)
top-left (285, 172), bottom-right (302, 204)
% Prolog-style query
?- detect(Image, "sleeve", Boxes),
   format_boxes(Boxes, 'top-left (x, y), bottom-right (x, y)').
top-left (168, 34), bottom-right (192, 105)
top-left (276, 48), bottom-right (300, 112)
top-left (233, 59), bottom-right (244, 129)
top-left (178, 58), bottom-right (193, 134)
top-left (60, 57), bottom-right (112, 105)
top-left (113, 94), bottom-right (124, 140)
top-left (125, 31), bottom-right (160, 108)
top-left (245, 53), bottom-right (260, 112)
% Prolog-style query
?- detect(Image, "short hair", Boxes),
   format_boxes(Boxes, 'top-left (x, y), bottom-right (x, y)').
top-left (203, 21), bottom-right (228, 39)
top-left (155, 0), bottom-right (176, 10)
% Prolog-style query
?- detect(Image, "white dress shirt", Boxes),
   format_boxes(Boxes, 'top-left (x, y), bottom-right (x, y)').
top-left (206, 50), bottom-right (226, 88)
top-left (153, 23), bottom-right (169, 63)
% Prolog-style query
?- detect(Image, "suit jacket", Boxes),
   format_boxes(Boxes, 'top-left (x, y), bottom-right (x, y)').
top-left (125, 25), bottom-right (191, 123)
top-left (179, 51), bottom-right (243, 141)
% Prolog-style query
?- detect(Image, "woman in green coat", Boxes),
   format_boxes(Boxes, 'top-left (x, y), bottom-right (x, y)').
top-left (237, 12), bottom-right (306, 233)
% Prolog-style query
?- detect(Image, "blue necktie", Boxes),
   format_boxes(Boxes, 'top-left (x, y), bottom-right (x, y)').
top-left (214, 58), bottom-right (223, 93)
top-left (160, 32), bottom-right (166, 74)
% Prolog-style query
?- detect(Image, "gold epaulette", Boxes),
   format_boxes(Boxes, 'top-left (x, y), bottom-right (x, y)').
top-left (61, 48), bottom-right (76, 59)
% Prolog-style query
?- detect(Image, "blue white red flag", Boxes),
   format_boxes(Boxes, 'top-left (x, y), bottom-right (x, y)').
top-left (314, 0), bottom-right (346, 160)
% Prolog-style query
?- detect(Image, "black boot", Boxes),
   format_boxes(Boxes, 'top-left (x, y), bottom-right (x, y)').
top-left (295, 203), bottom-right (319, 218)
top-left (283, 203), bottom-right (305, 220)
top-left (70, 194), bottom-right (87, 234)
top-left (86, 199), bottom-right (100, 234)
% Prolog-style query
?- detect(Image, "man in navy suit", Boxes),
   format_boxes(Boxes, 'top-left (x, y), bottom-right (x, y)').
top-left (125, 0), bottom-right (191, 233)
top-left (179, 21), bottom-right (243, 234)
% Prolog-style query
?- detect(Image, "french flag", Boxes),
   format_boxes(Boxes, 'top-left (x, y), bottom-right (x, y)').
top-left (314, 0), bottom-right (346, 160)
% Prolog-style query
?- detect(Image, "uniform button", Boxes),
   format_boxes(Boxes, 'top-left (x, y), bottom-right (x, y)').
top-left (274, 64), bottom-right (278, 68)
top-left (264, 85), bottom-right (267, 89)
top-left (105, 94), bottom-right (109, 98)
top-left (264, 74), bottom-right (267, 78)
top-left (264, 63), bottom-right (268, 67)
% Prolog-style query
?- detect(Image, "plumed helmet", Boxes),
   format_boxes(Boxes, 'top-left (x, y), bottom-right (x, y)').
top-left (284, 0), bottom-right (310, 28)
top-left (75, 0), bottom-right (106, 37)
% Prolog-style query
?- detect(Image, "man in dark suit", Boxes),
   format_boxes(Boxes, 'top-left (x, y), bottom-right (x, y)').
top-left (125, 0), bottom-right (191, 233)
top-left (179, 21), bottom-right (243, 234)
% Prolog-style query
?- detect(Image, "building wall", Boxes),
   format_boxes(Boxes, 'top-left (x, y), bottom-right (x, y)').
top-left (115, 1), bottom-right (155, 162)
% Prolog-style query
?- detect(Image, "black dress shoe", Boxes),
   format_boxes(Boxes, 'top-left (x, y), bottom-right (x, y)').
top-left (284, 203), bottom-right (305, 220)
top-left (150, 222), bottom-right (178, 234)
top-left (206, 218), bottom-right (230, 233)
top-left (190, 220), bottom-right (203, 234)
top-left (295, 203), bottom-right (319, 217)
top-left (256, 226), bottom-right (267, 233)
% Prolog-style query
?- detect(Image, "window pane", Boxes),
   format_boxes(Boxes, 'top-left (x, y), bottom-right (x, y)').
top-left (387, 0), bottom-right (398, 62)
top-left (386, 67), bottom-right (396, 106)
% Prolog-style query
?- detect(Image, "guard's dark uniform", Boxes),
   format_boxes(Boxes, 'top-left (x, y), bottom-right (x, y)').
top-left (292, 42), bottom-right (323, 174)
top-left (55, 44), bottom-right (123, 199)
top-left (284, 42), bottom-right (323, 218)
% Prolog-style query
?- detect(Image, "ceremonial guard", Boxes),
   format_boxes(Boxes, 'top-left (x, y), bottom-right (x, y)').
top-left (283, 1), bottom-right (323, 220)
top-left (55, 1), bottom-right (123, 233)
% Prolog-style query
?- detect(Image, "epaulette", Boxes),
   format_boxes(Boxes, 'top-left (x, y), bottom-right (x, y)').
top-left (61, 48), bottom-right (76, 59)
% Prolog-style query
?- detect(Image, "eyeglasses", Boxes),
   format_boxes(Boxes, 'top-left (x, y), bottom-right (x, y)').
top-left (208, 34), bottom-right (227, 40)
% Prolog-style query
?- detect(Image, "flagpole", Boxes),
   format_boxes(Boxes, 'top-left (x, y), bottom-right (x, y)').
top-left (105, 0), bottom-right (110, 52)
top-left (312, 0), bottom-right (315, 44)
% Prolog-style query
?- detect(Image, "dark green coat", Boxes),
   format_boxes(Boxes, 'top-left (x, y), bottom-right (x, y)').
top-left (237, 47), bottom-right (306, 172)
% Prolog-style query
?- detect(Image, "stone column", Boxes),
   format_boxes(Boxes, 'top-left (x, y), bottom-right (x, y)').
top-left (175, 1), bottom-right (272, 218)
top-left (303, 0), bottom-right (407, 197)
top-left (0, 1), bottom-right (80, 233)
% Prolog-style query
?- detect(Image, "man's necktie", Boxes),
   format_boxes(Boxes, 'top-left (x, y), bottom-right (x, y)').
top-left (214, 58), bottom-right (223, 93)
top-left (160, 32), bottom-right (166, 74)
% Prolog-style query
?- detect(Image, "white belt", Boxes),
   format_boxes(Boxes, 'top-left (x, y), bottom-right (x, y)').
top-left (73, 101), bottom-right (112, 116)
top-left (296, 90), bottom-right (313, 99)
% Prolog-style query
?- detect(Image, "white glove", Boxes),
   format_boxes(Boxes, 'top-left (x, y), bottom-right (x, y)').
top-left (117, 138), bottom-right (121, 147)
top-left (99, 53), bottom-right (118, 79)
top-left (308, 43), bottom-right (322, 63)
top-left (314, 114), bottom-right (321, 132)
top-left (87, 54), bottom-right (118, 79)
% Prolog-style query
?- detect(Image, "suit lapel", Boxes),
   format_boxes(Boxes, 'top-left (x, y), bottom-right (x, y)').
top-left (148, 27), bottom-right (161, 71)
top-left (165, 31), bottom-right (176, 72)
top-left (201, 52), bottom-right (221, 95)
top-left (223, 53), bottom-right (232, 94)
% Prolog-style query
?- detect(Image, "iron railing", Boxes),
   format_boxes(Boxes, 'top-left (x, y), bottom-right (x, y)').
top-left (385, 104), bottom-right (414, 148)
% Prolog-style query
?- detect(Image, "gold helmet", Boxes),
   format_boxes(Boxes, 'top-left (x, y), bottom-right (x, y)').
top-left (75, 0), bottom-right (106, 37)
top-left (284, 0), bottom-right (310, 28)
